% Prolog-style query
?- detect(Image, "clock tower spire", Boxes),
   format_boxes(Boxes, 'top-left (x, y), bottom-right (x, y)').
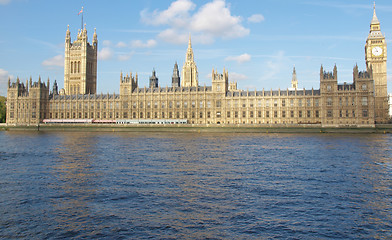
top-left (365, 3), bottom-right (388, 123)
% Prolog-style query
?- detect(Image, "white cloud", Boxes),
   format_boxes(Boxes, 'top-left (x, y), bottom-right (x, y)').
top-left (225, 53), bottom-right (251, 63)
top-left (190, 0), bottom-right (249, 39)
top-left (102, 40), bottom-right (112, 47)
top-left (0, 0), bottom-right (11, 5)
top-left (141, 0), bottom-right (250, 44)
top-left (118, 52), bottom-right (134, 61)
top-left (131, 39), bottom-right (157, 48)
top-left (158, 29), bottom-right (189, 45)
top-left (0, 69), bottom-right (13, 96)
top-left (116, 41), bottom-right (127, 48)
top-left (230, 72), bottom-right (248, 81)
top-left (98, 47), bottom-right (113, 60)
top-left (141, 0), bottom-right (195, 27)
top-left (42, 55), bottom-right (64, 67)
top-left (248, 14), bottom-right (265, 23)
top-left (0, 69), bottom-right (12, 83)
top-left (259, 51), bottom-right (289, 82)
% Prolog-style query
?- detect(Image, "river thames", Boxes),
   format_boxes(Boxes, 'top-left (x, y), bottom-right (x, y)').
top-left (0, 131), bottom-right (391, 239)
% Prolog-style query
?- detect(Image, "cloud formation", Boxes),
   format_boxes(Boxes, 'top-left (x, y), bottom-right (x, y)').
top-left (230, 72), bottom-right (248, 81)
top-left (0, 0), bottom-right (11, 5)
top-left (248, 14), bottom-right (265, 23)
top-left (42, 55), bottom-right (64, 67)
top-left (141, 0), bottom-right (250, 44)
top-left (131, 39), bottom-right (157, 48)
top-left (116, 41), bottom-right (127, 48)
top-left (0, 69), bottom-right (12, 83)
top-left (98, 48), bottom-right (113, 60)
top-left (225, 53), bottom-right (251, 63)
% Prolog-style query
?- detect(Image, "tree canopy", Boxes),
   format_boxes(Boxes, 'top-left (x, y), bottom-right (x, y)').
top-left (0, 96), bottom-right (6, 123)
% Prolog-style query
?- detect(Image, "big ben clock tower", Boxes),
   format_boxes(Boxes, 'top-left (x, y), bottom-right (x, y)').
top-left (365, 3), bottom-right (388, 123)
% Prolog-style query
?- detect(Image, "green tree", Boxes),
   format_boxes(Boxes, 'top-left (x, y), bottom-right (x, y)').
top-left (0, 96), bottom-right (6, 123)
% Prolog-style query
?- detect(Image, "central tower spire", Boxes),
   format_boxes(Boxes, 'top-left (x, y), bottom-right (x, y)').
top-left (181, 34), bottom-right (198, 87)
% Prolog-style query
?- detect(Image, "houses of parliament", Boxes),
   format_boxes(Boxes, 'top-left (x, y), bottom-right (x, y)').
top-left (6, 6), bottom-right (388, 127)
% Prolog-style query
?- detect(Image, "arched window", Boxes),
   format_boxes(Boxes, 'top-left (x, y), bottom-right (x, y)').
top-left (71, 62), bottom-right (73, 73)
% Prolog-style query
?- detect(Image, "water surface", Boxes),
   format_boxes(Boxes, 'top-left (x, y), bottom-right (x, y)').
top-left (0, 131), bottom-right (391, 239)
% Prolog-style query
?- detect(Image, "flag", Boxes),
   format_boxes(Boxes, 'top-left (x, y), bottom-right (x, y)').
top-left (78, 7), bottom-right (83, 16)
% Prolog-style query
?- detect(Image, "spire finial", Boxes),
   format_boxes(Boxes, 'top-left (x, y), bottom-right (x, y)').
top-left (188, 33), bottom-right (192, 48)
top-left (371, 2), bottom-right (379, 24)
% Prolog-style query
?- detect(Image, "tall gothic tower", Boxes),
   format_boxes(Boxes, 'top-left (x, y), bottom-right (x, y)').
top-left (291, 66), bottom-right (298, 89)
top-left (181, 35), bottom-right (198, 87)
top-left (64, 24), bottom-right (98, 95)
top-left (365, 4), bottom-right (387, 122)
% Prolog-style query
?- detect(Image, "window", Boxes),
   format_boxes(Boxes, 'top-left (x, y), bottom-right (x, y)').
top-left (362, 84), bottom-right (367, 90)
top-left (274, 111), bottom-right (278, 118)
top-left (207, 112), bottom-right (211, 118)
top-left (361, 97), bottom-right (368, 106)
top-left (282, 111), bottom-right (286, 118)
top-left (250, 111), bottom-right (254, 118)
top-left (315, 99), bottom-right (319, 107)
top-left (307, 99), bottom-right (311, 107)
top-left (327, 97), bottom-right (333, 106)
top-left (216, 111), bottom-right (221, 118)
top-left (307, 110), bottom-right (311, 118)
top-left (258, 111), bottom-right (262, 118)
top-left (315, 110), bottom-right (319, 118)
top-left (274, 100), bottom-right (278, 107)
top-left (242, 111), bottom-right (246, 118)
top-left (298, 99), bottom-right (302, 107)
top-left (216, 100), bottom-right (221, 108)
top-left (327, 110), bottom-right (333, 118)
top-left (282, 99), bottom-right (286, 107)
top-left (299, 110), bottom-right (302, 118)
top-left (227, 111), bottom-right (231, 118)
top-left (266, 111), bottom-right (270, 118)
top-left (290, 111), bottom-right (294, 118)
top-left (363, 110), bottom-right (368, 118)
top-left (235, 111), bottom-right (238, 118)
top-left (327, 85), bottom-right (332, 91)
top-left (200, 112), bottom-right (203, 118)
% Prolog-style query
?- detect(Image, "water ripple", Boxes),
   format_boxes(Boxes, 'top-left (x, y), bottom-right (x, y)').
top-left (0, 132), bottom-right (391, 239)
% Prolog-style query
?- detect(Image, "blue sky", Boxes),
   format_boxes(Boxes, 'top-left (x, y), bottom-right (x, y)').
top-left (0, 0), bottom-right (392, 96)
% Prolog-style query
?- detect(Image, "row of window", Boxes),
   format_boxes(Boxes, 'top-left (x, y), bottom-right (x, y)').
top-left (49, 110), bottom-right (322, 120)
top-left (326, 109), bottom-right (368, 118)
top-left (50, 98), bottom-right (321, 110)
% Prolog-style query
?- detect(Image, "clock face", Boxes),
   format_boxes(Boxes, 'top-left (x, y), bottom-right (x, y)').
top-left (372, 46), bottom-right (383, 56)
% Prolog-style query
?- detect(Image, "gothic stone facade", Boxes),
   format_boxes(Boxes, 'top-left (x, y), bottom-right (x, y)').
top-left (6, 7), bottom-right (387, 127)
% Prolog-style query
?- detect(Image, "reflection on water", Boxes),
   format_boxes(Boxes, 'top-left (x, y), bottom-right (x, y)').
top-left (0, 132), bottom-right (391, 239)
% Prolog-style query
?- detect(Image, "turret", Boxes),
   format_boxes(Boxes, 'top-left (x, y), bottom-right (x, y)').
top-left (149, 69), bottom-right (158, 88)
top-left (291, 66), bottom-right (298, 89)
top-left (172, 62), bottom-right (180, 87)
top-left (93, 28), bottom-right (98, 49)
top-left (212, 68), bottom-right (229, 93)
